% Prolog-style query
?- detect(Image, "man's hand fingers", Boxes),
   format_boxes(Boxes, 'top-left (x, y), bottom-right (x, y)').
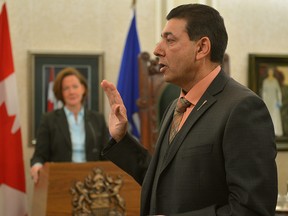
top-left (114, 105), bottom-right (127, 122)
top-left (101, 80), bottom-right (124, 106)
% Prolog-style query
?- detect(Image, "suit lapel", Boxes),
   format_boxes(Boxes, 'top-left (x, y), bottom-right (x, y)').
top-left (144, 99), bottom-right (176, 183)
top-left (85, 110), bottom-right (96, 152)
top-left (159, 70), bottom-right (229, 173)
top-left (141, 100), bottom-right (176, 213)
top-left (160, 94), bottom-right (216, 172)
top-left (56, 109), bottom-right (71, 147)
top-left (157, 99), bottom-right (177, 145)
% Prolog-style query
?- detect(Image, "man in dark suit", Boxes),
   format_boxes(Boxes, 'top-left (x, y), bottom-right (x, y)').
top-left (101, 4), bottom-right (278, 216)
top-left (31, 67), bottom-right (109, 183)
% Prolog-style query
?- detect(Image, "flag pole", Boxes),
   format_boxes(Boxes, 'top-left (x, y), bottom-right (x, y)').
top-left (117, 0), bottom-right (141, 139)
top-left (131, 0), bottom-right (136, 8)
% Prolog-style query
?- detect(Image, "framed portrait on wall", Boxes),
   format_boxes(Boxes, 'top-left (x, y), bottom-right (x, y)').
top-left (248, 54), bottom-right (288, 150)
top-left (29, 51), bottom-right (104, 146)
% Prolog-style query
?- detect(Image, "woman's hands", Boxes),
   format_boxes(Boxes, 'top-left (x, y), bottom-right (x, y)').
top-left (30, 164), bottom-right (43, 184)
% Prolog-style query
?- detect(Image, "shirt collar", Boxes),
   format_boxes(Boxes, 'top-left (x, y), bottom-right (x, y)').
top-left (64, 106), bottom-right (85, 117)
top-left (181, 65), bottom-right (221, 106)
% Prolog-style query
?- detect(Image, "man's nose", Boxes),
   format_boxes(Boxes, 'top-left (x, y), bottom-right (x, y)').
top-left (153, 43), bottom-right (164, 57)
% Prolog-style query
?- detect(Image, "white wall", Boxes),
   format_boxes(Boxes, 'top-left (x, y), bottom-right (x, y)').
top-left (2, 0), bottom-right (288, 214)
top-left (217, 0), bottom-right (288, 84)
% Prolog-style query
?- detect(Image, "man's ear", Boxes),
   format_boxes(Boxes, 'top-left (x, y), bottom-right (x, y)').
top-left (195, 37), bottom-right (211, 60)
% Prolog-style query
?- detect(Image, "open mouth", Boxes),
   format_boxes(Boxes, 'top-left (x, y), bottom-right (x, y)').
top-left (159, 63), bottom-right (167, 72)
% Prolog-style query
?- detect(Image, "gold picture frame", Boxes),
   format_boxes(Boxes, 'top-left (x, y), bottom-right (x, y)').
top-left (248, 54), bottom-right (288, 150)
top-left (29, 51), bottom-right (104, 146)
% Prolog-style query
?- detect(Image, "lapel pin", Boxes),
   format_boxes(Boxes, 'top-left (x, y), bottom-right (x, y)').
top-left (197, 100), bottom-right (207, 111)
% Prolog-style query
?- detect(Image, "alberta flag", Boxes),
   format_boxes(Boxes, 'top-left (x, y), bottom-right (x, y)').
top-left (0, 3), bottom-right (28, 216)
top-left (117, 8), bottom-right (141, 139)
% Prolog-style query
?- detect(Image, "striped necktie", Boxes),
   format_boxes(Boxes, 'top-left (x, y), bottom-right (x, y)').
top-left (169, 97), bottom-right (191, 143)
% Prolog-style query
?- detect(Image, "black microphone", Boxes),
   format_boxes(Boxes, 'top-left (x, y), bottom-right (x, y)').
top-left (88, 121), bottom-right (98, 154)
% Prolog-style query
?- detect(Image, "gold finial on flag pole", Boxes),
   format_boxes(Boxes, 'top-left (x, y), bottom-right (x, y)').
top-left (131, 0), bottom-right (136, 8)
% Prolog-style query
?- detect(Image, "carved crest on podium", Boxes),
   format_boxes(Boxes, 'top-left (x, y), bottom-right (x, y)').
top-left (70, 167), bottom-right (125, 216)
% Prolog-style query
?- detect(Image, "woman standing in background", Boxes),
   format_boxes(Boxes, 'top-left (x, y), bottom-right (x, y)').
top-left (30, 67), bottom-right (109, 184)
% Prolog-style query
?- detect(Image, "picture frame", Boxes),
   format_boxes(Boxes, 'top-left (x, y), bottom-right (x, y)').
top-left (248, 54), bottom-right (288, 150)
top-left (29, 51), bottom-right (104, 146)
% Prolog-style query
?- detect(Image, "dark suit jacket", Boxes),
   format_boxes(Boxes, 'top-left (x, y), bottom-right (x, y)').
top-left (31, 108), bottom-right (109, 166)
top-left (102, 71), bottom-right (278, 216)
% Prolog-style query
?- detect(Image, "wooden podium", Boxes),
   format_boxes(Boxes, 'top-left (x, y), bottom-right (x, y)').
top-left (31, 161), bottom-right (141, 216)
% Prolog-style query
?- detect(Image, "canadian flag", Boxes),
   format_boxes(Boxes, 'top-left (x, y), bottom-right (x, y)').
top-left (47, 67), bottom-right (55, 112)
top-left (0, 3), bottom-right (28, 216)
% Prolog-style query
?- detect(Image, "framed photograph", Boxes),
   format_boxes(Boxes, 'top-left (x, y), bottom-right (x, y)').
top-left (30, 51), bottom-right (104, 146)
top-left (248, 54), bottom-right (288, 150)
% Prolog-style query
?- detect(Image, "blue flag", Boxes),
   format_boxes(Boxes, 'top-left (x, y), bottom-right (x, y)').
top-left (117, 9), bottom-right (141, 138)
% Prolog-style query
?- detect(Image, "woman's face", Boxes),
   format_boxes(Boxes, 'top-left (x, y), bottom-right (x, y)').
top-left (61, 75), bottom-right (85, 108)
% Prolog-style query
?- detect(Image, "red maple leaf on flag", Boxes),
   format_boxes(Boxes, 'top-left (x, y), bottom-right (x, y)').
top-left (0, 102), bottom-right (25, 192)
top-left (0, 3), bottom-right (27, 215)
